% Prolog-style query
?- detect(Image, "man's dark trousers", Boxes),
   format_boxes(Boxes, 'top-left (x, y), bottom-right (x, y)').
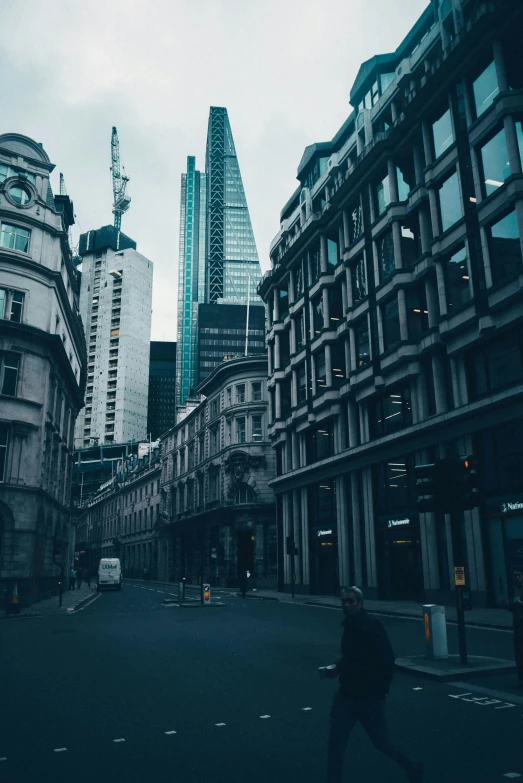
top-left (327, 691), bottom-right (415, 782)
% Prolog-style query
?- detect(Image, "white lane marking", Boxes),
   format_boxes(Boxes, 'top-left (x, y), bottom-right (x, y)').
top-left (449, 681), bottom-right (523, 707)
top-left (302, 707), bottom-right (312, 711)
top-left (260, 715), bottom-right (270, 719)
top-left (165, 730), bottom-right (177, 735)
top-left (503, 774), bottom-right (522, 779)
top-left (113, 738), bottom-right (125, 743)
top-left (413, 687), bottom-right (423, 691)
top-left (0, 757), bottom-right (6, 761)
top-left (53, 748), bottom-right (67, 752)
top-left (215, 723), bottom-right (226, 727)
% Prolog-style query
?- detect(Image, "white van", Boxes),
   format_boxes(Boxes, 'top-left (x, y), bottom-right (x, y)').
top-left (97, 558), bottom-right (122, 591)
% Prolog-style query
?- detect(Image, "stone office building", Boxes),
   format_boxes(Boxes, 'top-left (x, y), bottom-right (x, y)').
top-left (0, 133), bottom-right (86, 608)
top-left (158, 354), bottom-right (276, 588)
top-left (258, 0), bottom-right (523, 606)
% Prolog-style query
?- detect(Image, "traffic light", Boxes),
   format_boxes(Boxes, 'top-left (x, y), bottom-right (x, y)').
top-left (414, 459), bottom-right (451, 513)
top-left (454, 455), bottom-right (479, 509)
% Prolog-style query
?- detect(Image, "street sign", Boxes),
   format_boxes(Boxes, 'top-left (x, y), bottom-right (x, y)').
top-left (454, 566), bottom-right (466, 586)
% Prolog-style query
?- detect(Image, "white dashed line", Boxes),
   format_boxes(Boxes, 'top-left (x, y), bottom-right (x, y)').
top-left (53, 748), bottom-right (67, 753)
top-left (0, 757), bottom-right (7, 761)
top-left (165, 731), bottom-right (177, 735)
top-left (503, 775), bottom-right (522, 779)
top-left (260, 715), bottom-right (271, 719)
top-left (302, 707), bottom-right (312, 711)
top-left (215, 723), bottom-right (226, 727)
top-left (413, 687), bottom-right (423, 691)
top-left (113, 738), bottom-right (125, 743)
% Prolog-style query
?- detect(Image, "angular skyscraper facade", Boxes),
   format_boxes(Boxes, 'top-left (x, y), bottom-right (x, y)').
top-left (176, 157), bottom-right (206, 405)
top-left (176, 109), bottom-right (263, 405)
top-left (206, 106), bottom-right (261, 303)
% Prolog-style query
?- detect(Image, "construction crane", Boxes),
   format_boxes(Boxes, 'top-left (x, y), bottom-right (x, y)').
top-left (110, 126), bottom-right (131, 231)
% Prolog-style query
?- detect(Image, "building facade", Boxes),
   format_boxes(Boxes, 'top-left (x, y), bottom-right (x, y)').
top-left (147, 341), bottom-right (177, 440)
top-left (75, 447), bottom-right (161, 580)
top-left (158, 355), bottom-right (276, 588)
top-left (75, 225), bottom-right (153, 446)
top-left (197, 302), bottom-right (266, 384)
top-left (259, 0), bottom-right (523, 606)
top-left (0, 133), bottom-right (86, 608)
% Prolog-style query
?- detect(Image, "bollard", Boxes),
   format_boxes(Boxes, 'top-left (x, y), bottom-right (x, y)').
top-left (423, 604), bottom-right (448, 660)
top-left (178, 581), bottom-right (185, 601)
top-left (201, 583), bottom-right (211, 605)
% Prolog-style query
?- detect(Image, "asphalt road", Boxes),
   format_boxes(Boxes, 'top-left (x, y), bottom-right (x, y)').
top-left (1, 582), bottom-right (521, 783)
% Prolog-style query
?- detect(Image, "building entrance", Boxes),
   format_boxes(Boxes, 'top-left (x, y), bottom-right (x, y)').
top-left (309, 533), bottom-right (338, 595)
top-left (487, 510), bottom-right (523, 606)
top-left (237, 529), bottom-right (254, 573)
top-left (379, 523), bottom-right (423, 601)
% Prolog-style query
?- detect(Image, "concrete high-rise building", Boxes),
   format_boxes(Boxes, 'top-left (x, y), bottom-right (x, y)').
top-left (75, 226), bottom-right (153, 446)
top-left (0, 133), bottom-right (86, 608)
top-left (147, 341), bottom-right (177, 440)
top-left (176, 108), bottom-right (263, 405)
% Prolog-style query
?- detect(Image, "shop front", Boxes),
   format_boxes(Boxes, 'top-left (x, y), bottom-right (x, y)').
top-left (485, 496), bottom-right (523, 606)
top-left (308, 481), bottom-right (339, 595)
top-left (377, 513), bottom-right (423, 601)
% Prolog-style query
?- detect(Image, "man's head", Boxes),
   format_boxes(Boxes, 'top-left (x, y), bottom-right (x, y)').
top-left (514, 570), bottom-right (523, 586)
top-left (341, 586), bottom-right (363, 617)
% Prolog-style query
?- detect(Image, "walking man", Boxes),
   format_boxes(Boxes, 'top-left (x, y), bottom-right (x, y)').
top-left (326, 586), bottom-right (423, 783)
top-left (69, 567), bottom-right (77, 591)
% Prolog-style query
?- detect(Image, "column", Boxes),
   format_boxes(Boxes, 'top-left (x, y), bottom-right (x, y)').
top-left (492, 39), bottom-right (508, 92)
top-left (288, 268), bottom-right (295, 306)
top-left (392, 221), bottom-right (403, 271)
top-left (292, 430), bottom-right (299, 471)
top-left (341, 275), bottom-right (348, 313)
top-left (274, 333), bottom-right (281, 370)
top-left (349, 327), bottom-right (356, 373)
top-left (300, 487), bottom-right (310, 588)
top-left (504, 115), bottom-right (523, 177)
top-left (361, 468), bottom-right (377, 589)
top-left (272, 289), bottom-right (279, 323)
top-left (387, 158), bottom-right (399, 202)
top-left (420, 510), bottom-right (440, 592)
top-left (398, 289), bottom-right (409, 342)
top-left (322, 287), bottom-right (330, 329)
top-left (425, 276), bottom-right (439, 329)
top-left (421, 121), bottom-right (433, 168)
top-left (432, 350), bottom-right (448, 414)
top-left (336, 475), bottom-right (350, 587)
top-left (345, 267), bottom-right (353, 309)
top-left (320, 234), bottom-right (328, 274)
top-left (282, 492), bottom-right (291, 587)
top-left (350, 472), bottom-right (362, 586)
top-left (344, 340), bottom-right (351, 385)
top-left (291, 369), bottom-right (298, 409)
top-left (342, 208), bottom-right (350, 249)
top-left (325, 343), bottom-right (333, 388)
top-left (413, 143), bottom-right (424, 186)
top-left (390, 100), bottom-right (398, 124)
top-left (419, 205), bottom-right (432, 254)
top-left (347, 398), bottom-right (359, 448)
top-left (434, 260), bottom-right (448, 317)
top-left (275, 383), bottom-right (282, 420)
top-left (428, 188), bottom-right (440, 238)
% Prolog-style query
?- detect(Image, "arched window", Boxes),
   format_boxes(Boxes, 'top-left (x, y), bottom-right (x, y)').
top-left (234, 484), bottom-right (256, 504)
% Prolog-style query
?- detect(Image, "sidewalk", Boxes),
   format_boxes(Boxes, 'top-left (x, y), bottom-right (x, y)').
top-left (3, 582), bottom-right (99, 619)
top-left (128, 579), bottom-right (513, 630)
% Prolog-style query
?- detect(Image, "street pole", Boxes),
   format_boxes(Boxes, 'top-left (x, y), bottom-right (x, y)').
top-left (291, 547), bottom-right (295, 600)
top-left (450, 507), bottom-right (468, 665)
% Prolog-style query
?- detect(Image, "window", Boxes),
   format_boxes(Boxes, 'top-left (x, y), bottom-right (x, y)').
top-left (327, 237), bottom-right (338, 268)
top-left (328, 284), bottom-right (343, 323)
top-left (252, 415), bottom-right (262, 442)
top-left (0, 423), bottom-right (8, 482)
top-left (310, 243), bottom-right (321, 283)
top-left (312, 295), bottom-right (324, 335)
top-left (210, 398), bottom-right (219, 418)
top-left (432, 108), bottom-right (454, 159)
top-left (236, 384), bottom-right (245, 403)
top-left (487, 210), bottom-right (521, 284)
top-left (297, 364), bottom-right (307, 404)
top-left (1, 352), bottom-right (20, 396)
top-left (0, 289), bottom-right (24, 322)
top-left (438, 172), bottom-right (462, 233)
top-left (235, 484), bottom-right (255, 504)
top-left (227, 387), bottom-right (232, 406)
top-left (305, 422), bottom-right (334, 463)
top-left (209, 471), bottom-right (218, 502)
top-left (351, 256), bottom-right (367, 303)
top-left (400, 220), bottom-right (421, 268)
top-left (382, 298), bottom-right (401, 351)
top-left (0, 165), bottom-right (35, 184)
top-left (251, 382), bottom-right (262, 401)
top-left (314, 352), bottom-right (326, 391)
top-left (479, 128), bottom-right (511, 197)
top-left (295, 310), bottom-right (306, 351)
top-left (278, 286), bottom-right (289, 320)
top-left (0, 223), bottom-right (30, 253)
top-left (355, 320), bottom-right (370, 368)
top-left (349, 201), bottom-right (363, 244)
top-left (236, 417), bottom-right (246, 444)
top-left (407, 283), bottom-right (429, 339)
top-left (294, 261), bottom-right (304, 298)
top-left (472, 61), bottom-right (499, 118)
top-left (371, 384), bottom-right (412, 438)
top-left (331, 341), bottom-right (347, 387)
top-left (445, 246), bottom-right (471, 310)
top-left (378, 232), bottom-right (395, 282)
top-left (466, 333), bottom-right (523, 400)
top-left (376, 173), bottom-right (391, 216)
top-left (397, 166), bottom-right (410, 202)
top-left (9, 185), bottom-right (31, 205)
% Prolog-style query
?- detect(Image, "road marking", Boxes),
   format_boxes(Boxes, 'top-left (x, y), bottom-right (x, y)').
top-left (448, 692), bottom-right (516, 710)
top-left (449, 682), bottom-right (523, 707)
top-left (0, 757), bottom-right (7, 761)
top-left (215, 723), bottom-right (226, 727)
top-left (113, 738), bottom-right (125, 743)
top-left (503, 774), bottom-right (522, 779)
top-left (413, 687), bottom-right (423, 691)
top-left (302, 707), bottom-right (312, 711)
top-left (165, 731), bottom-right (177, 735)
top-left (260, 715), bottom-right (270, 719)
top-left (53, 748), bottom-right (67, 753)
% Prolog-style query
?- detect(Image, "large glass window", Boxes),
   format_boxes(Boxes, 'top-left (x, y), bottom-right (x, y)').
top-left (315, 352), bottom-right (326, 391)
top-left (305, 422), bottom-right (334, 464)
top-left (312, 295), bottom-right (324, 336)
top-left (438, 172), bottom-right (462, 233)
top-left (479, 127), bottom-right (510, 197)
top-left (397, 166), bottom-right (410, 202)
top-left (0, 223), bottom-right (30, 253)
top-left (327, 237), bottom-right (339, 268)
top-left (371, 384), bottom-right (412, 438)
top-left (472, 61), bottom-right (499, 118)
top-left (351, 256), bottom-right (367, 303)
top-left (382, 298), bottom-right (401, 351)
top-left (466, 333), bottom-right (523, 400)
top-left (236, 417), bottom-right (246, 444)
top-left (407, 282), bottom-right (429, 339)
top-left (432, 108), bottom-right (454, 159)
top-left (0, 289), bottom-right (24, 322)
top-left (487, 210), bottom-right (521, 284)
top-left (0, 423), bottom-right (8, 482)
top-left (331, 341), bottom-right (347, 387)
top-left (310, 243), bottom-right (321, 282)
top-left (355, 320), bottom-right (370, 368)
top-left (236, 384), bottom-right (245, 403)
top-left (379, 232), bottom-right (395, 282)
top-left (1, 352), bottom-right (20, 396)
top-left (252, 415), bottom-right (262, 442)
top-left (297, 364), bottom-right (307, 405)
top-left (295, 310), bottom-right (306, 351)
top-left (349, 201), bottom-right (363, 244)
top-left (328, 284), bottom-right (343, 324)
top-left (376, 457), bottom-right (414, 511)
top-left (251, 382), bottom-right (262, 401)
top-left (400, 221), bottom-right (421, 268)
top-left (376, 173), bottom-right (391, 216)
top-left (445, 246), bottom-right (471, 310)
top-left (278, 286), bottom-right (289, 320)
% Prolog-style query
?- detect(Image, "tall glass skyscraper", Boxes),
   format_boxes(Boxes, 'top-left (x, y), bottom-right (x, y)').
top-left (176, 108), bottom-right (263, 405)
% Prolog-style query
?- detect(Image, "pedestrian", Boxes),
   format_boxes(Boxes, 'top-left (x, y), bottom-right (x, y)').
top-left (506, 570), bottom-right (523, 688)
top-left (326, 586), bottom-right (423, 783)
top-left (69, 567), bottom-right (76, 591)
top-left (143, 566), bottom-right (149, 581)
top-left (76, 568), bottom-right (82, 589)
top-left (239, 569), bottom-right (249, 599)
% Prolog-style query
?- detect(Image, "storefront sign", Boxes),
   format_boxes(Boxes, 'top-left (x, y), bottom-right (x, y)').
top-left (387, 518), bottom-right (410, 528)
top-left (454, 566), bottom-right (466, 586)
top-left (317, 529), bottom-right (333, 537)
top-left (500, 501), bottom-right (523, 513)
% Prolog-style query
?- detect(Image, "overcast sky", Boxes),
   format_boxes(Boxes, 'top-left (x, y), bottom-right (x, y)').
top-left (1, 0), bottom-right (427, 340)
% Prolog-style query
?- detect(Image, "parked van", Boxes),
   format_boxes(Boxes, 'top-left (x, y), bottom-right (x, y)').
top-left (98, 558), bottom-right (122, 591)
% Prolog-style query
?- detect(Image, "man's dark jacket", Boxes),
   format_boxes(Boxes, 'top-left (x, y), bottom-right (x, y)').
top-left (337, 610), bottom-right (395, 700)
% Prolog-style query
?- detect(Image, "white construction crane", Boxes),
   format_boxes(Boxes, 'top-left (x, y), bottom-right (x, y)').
top-left (110, 126), bottom-right (130, 231)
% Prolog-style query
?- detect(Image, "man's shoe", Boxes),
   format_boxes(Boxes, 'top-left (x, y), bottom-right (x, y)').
top-left (407, 763), bottom-right (424, 783)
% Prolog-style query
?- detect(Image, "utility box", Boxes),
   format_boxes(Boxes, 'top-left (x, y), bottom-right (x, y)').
top-left (201, 583), bottom-right (211, 605)
top-left (423, 604), bottom-right (448, 660)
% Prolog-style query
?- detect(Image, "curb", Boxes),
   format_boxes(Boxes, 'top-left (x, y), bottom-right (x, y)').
top-left (395, 655), bottom-right (517, 681)
top-left (66, 592), bottom-right (101, 614)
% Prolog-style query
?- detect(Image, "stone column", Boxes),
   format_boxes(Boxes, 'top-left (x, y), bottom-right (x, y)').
top-left (292, 430), bottom-right (300, 471)
top-left (325, 344), bottom-right (333, 388)
top-left (391, 100), bottom-right (398, 124)
top-left (275, 383), bottom-right (282, 420)
top-left (347, 398), bottom-right (359, 448)
top-left (428, 188), bottom-right (440, 238)
top-left (336, 475), bottom-right (350, 587)
top-left (421, 121), bottom-right (433, 168)
top-left (398, 289), bottom-right (409, 342)
top-left (350, 471), bottom-right (362, 586)
top-left (425, 276), bottom-right (439, 329)
top-left (282, 492), bottom-right (292, 587)
top-left (344, 339), bottom-right (351, 384)
top-left (492, 39), bottom-right (508, 92)
top-left (419, 205), bottom-right (432, 254)
top-left (387, 158), bottom-right (399, 202)
top-left (291, 369), bottom-right (298, 409)
top-left (274, 333), bottom-right (281, 370)
top-left (341, 275), bottom-right (348, 313)
top-left (435, 260), bottom-right (448, 318)
top-left (349, 327), bottom-right (356, 372)
top-left (300, 487), bottom-right (310, 588)
top-left (345, 266), bottom-right (353, 308)
top-left (504, 115), bottom-right (523, 177)
top-left (342, 208), bottom-right (350, 249)
top-left (432, 350), bottom-right (448, 414)
top-left (392, 221), bottom-right (403, 271)
top-left (413, 143), bottom-right (424, 185)
top-left (320, 234), bottom-right (328, 274)
top-left (322, 287), bottom-right (330, 329)
top-left (272, 289), bottom-right (279, 323)
top-left (361, 468), bottom-right (377, 590)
